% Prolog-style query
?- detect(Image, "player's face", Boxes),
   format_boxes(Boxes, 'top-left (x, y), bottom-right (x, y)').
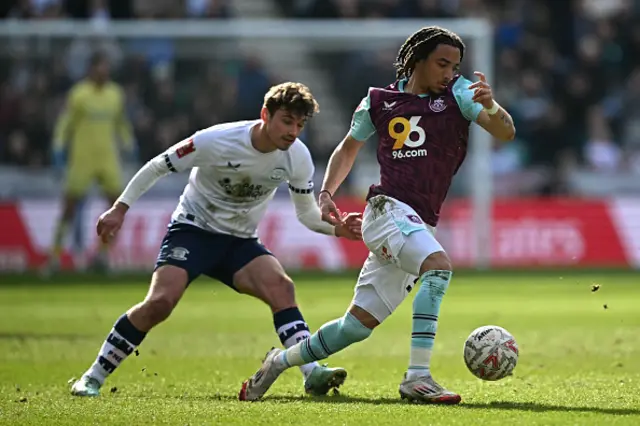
top-left (264, 108), bottom-right (306, 151)
top-left (415, 44), bottom-right (461, 94)
top-left (93, 60), bottom-right (110, 82)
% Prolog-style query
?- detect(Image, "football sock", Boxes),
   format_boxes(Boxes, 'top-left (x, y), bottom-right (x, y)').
top-left (407, 270), bottom-right (451, 379)
top-left (84, 314), bottom-right (147, 385)
top-left (273, 307), bottom-right (318, 379)
top-left (278, 312), bottom-right (372, 367)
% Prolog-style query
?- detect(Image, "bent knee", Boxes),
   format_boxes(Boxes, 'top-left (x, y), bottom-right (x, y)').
top-left (419, 251), bottom-right (452, 275)
top-left (266, 275), bottom-right (296, 310)
top-left (348, 304), bottom-right (380, 329)
top-left (340, 312), bottom-right (373, 342)
top-left (242, 273), bottom-right (296, 312)
top-left (142, 266), bottom-right (187, 324)
top-left (141, 296), bottom-right (177, 324)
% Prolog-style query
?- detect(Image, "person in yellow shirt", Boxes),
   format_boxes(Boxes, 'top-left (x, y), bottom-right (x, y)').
top-left (46, 52), bottom-right (136, 273)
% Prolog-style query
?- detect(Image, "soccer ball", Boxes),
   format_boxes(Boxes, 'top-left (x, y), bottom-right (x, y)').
top-left (463, 325), bottom-right (519, 381)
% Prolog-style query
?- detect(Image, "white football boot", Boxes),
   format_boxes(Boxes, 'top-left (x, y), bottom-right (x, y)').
top-left (70, 376), bottom-right (101, 397)
top-left (239, 348), bottom-right (286, 401)
top-left (399, 373), bottom-right (461, 404)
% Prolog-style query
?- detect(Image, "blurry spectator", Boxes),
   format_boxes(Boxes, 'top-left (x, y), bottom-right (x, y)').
top-left (233, 56), bottom-right (274, 120)
top-left (583, 106), bottom-right (622, 172)
top-left (2, 0), bottom-right (640, 196)
top-left (621, 68), bottom-right (640, 150)
top-left (4, 129), bottom-right (30, 166)
top-left (186, 0), bottom-right (232, 18)
top-left (66, 37), bottom-right (123, 82)
top-left (2, 0), bottom-right (35, 19)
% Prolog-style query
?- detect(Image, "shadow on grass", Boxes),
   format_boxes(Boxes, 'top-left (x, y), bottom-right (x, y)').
top-left (246, 395), bottom-right (639, 416)
top-left (0, 332), bottom-right (92, 342)
top-left (161, 392), bottom-right (640, 416)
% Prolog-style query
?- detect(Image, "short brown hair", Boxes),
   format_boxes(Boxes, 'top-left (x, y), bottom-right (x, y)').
top-left (263, 82), bottom-right (320, 119)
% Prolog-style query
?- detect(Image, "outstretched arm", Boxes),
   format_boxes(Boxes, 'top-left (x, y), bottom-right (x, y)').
top-left (97, 136), bottom-right (207, 244)
top-left (319, 92), bottom-right (374, 224)
top-left (115, 155), bottom-right (171, 209)
top-left (116, 136), bottom-right (203, 208)
top-left (290, 191), bottom-right (361, 240)
top-left (320, 135), bottom-right (365, 197)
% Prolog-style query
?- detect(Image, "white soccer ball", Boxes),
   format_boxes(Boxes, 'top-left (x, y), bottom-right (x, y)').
top-left (463, 325), bottom-right (519, 381)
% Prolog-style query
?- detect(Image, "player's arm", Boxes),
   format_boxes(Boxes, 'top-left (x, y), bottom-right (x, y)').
top-left (320, 95), bottom-right (374, 196)
top-left (114, 135), bottom-right (207, 210)
top-left (52, 86), bottom-right (82, 154)
top-left (318, 94), bottom-right (374, 225)
top-left (320, 135), bottom-right (365, 199)
top-left (474, 101), bottom-right (515, 142)
top-left (288, 147), bottom-right (361, 240)
top-left (454, 72), bottom-right (516, 141)
top-left (114, 86), bottom-right (136, 156)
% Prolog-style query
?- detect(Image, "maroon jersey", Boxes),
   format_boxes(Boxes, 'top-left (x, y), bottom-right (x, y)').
top-left (350, 75), bottom-right (482, 227)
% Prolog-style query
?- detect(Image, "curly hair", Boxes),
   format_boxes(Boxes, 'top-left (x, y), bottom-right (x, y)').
top-left (394, 26), bottom-right (465, 80)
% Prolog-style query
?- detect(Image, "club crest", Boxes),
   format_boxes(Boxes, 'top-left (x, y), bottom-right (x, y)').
top-left (429, 96), bottom-right (447, 113)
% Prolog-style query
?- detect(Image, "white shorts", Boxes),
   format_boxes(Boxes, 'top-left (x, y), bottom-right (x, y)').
top-left (351, 195), bottom-right (445, 323)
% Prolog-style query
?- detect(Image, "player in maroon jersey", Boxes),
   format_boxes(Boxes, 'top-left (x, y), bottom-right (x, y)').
top-left (240, 26), bottom-right (516, 404)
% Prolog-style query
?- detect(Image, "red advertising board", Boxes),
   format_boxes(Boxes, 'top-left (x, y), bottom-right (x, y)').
top-left (0, 197), bottom-right (637, 272)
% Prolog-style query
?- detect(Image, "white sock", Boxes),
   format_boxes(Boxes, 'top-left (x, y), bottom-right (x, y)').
top-left (407, 347), bottom-right (432, 380)
top-left (85, 329), bottom-right (139, 385)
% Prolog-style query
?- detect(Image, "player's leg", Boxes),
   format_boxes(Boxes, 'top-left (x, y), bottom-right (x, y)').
top-left (46, 165), bottom-right (92, 273)
top-left (239, 251), bottom-right (413, 401)
top-left (217, 241), bottom-right (347, 396)
top-left (274, 253), bottom-right (401, 368)
top-left (92, 163), bottom-right (124, 271)
top-left (394, 229), bottom-right (460, 404)
top-left (355, 194), bottom-right (460, 403)
top-left (71, 223), bottom-right (211, 396)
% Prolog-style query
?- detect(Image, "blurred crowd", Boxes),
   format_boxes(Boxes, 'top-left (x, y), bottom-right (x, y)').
top-left (280, 0), bottom-right (640, 194)
top-left (0, 0), bottom-right (232, 19)
top-left (1, 0), bottom-right (640, 196)
top-left (0, 0), bottom-right (278, 168)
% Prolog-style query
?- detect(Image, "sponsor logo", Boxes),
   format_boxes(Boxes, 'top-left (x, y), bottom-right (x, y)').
top-left (388, 116), bottom-right (428, 160)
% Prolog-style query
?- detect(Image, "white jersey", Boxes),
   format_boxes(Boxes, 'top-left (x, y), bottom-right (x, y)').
top-left (163, 120), bottom-right (315, 238)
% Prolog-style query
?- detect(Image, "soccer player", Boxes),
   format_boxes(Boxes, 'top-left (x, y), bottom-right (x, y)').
top-left (240, 26), bottom-right (516, 404)
top-left (70, 82), bottom-right (361, 398)
top-left (46, 52), bottom-right (135, 273)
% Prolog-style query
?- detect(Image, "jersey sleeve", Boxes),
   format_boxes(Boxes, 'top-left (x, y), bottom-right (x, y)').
top-left (349, 90), bottom-right (376, 142)
top-left (452, 76), bottom-right (484, 122)
top-left (287, 143), bottom-right (315, 194)
top-left (163, 130), bottom-right (213, 172)
top-left (114, 85), bottom-right (135, 151)
top-left (53, 85), bottom-right (82, 148)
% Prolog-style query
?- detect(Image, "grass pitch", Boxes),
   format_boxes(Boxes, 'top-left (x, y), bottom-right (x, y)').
top-left (0, 271), bottom-right (639, 425)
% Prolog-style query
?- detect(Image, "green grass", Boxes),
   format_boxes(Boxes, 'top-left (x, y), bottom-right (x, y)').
top-left (0, 271), bottom-right (639, 425)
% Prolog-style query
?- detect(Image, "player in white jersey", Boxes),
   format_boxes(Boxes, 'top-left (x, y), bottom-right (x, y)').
top-left (70, 82), bottom-right (362, 398)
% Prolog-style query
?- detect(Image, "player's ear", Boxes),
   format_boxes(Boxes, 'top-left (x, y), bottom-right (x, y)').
top-left (260, 107), bottom-right (270, 123)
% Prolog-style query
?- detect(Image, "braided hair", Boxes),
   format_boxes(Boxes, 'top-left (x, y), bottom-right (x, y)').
top-left (394, 26), bottom-right (465, 80)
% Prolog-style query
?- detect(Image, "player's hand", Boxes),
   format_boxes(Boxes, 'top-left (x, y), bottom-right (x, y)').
top-left (96, 202), bottom-right (128, 244)
top-left (51, 148), bottom-right (66, 173)
top-left (319, 191), bottom-right (342, 226)
top-left (334, 212), bottom-right (363, 241)
top-left (468, 71), bottom-right (495, 110)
